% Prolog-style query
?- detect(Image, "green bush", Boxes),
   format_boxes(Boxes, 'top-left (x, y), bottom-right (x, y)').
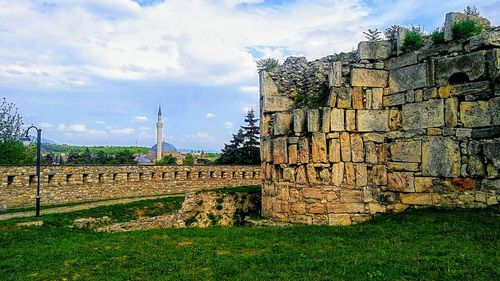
top-left (401, 27), bottom-right (424, 52)
top-left (452, 19), bottom-right (484, 40)
top-left (256, 58), bottom-right (279, 72)
top-left (431, 28), bottom-right (445, 44)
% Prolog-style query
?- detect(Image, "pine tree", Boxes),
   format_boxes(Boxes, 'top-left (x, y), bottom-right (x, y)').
top-left (241, 108), bottom-right (259, 147)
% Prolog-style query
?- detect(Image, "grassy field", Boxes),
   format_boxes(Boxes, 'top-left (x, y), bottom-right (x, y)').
top-left (0, 196), bottom-right (498, 281)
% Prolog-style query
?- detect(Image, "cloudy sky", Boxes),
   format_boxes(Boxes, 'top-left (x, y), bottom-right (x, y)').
top-left (1, 0), bottom-right (498, 151)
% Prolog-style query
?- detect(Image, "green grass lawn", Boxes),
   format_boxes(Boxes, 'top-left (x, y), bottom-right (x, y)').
top-left (0, 196), bottom-right (498, 281)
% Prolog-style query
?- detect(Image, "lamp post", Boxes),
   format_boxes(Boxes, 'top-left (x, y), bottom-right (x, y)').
top-left (22, 125), bottom-right (42, 217)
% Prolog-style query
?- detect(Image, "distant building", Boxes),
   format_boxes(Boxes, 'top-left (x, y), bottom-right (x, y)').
top-left (148, 106), bottom-right (182, 162)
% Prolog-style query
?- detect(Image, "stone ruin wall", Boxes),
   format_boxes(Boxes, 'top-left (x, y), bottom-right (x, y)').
top-left (0, 165), bottom-right (261, 210)
top-left (260, 13), bottom-right (500, 226)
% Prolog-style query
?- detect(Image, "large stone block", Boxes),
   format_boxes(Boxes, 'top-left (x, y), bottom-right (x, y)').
top-left (444, 98), bottom-right (458, 127)
top-left (272, 137), bottom-right (288, 164)
top-left (273, 112), bottom-right (292, 135)
top-left (261, 137), bottom-right (272, 162)
top-left (444, 12), bottom-right (491, 42)
top-left (355, 163), bottom-right (368, 186)
top-left (387, 172), bottom-right (415, 192)
top-left (371, 165), bottom-right (387, 186)
top-left (328, 61), bottom-right (343, 87)
top-left (346, 110), bottom-right (356, 131)
top-left (321, 107), bottom-right (331, 132)
top-left (460, 100), bottom-right (491, 127)
top-left (422, 137), bottom-right (460, 177)
top-left (336, 87), bottom-right (352, 108)
top-left (293, 108), bottom-right (306, 133)
top-left (468, 31), bottom-right (500, 52)
top-left (483, 140), bottom-right (500, 170)
top-left (389, 140), bottom-right (421, 163)
top-left (388, 63), bottom-right (427, 93)
top-left (385, 52), bottom-right (418, 70)
top-left (357, 41), bottom-right (391, 61)
top-left (307, 109), bottom-right (320, 132)
top-left (262, 95), bottom-right (294, 113)
top-left (351, 68), bottom-right (388, 88)
top-left (352, 87), bottom-right (364, 109)
top-left (435, 51), bottom-right (486, 86)
top-left (288, 144), bottom-right (298, 165)
top-left (329, 139), bottom-right (341, 163)
top-left (340, 132), bottom-right (351, 162)
top-left (402, 99), bottom-right (444, 130)
top-left (350, 134), bottom-right (364, 163)
top-left (451, 81), bottom-right (491, 101)
top-left (298, 137), bottom-right (309, 164)
top-left (357, 110), bottom-right (389, 132)
top-left (311, 133), bottom-right (327, 163)
top-left (330, 108), bottom-right (344, 131)
top-left (331, 162), bottom-right (345, 186)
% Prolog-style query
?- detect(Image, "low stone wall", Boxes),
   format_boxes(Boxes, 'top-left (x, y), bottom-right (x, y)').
top-left (260, 13), bottom-right (499, 225)
top-left (0, 165), bottom-right (261, 210)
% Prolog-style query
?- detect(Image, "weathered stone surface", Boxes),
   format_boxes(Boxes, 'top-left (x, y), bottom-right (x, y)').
top-left (445, 98), bottom-right (458, 127)
top-left (345, 162), bottom-right (355, 185)
top-left (386, 52), bottom-right (418, 70)
top-left (399, 193), bottom-right (433, 205)
top-left (293, 108), bottom-right (306, 133)
top-left (330, 108), bottom-right (344, 131)
top-left (307, 109), bottom-right (320, 132)
top-left (363, 133), bottom-right (385, 143)
top-left (372, 165), bottom-right (387, 186)
top-left (328, 61), bottom-right (343, 87)
top-left (451, 81), bottom-right (491, 101)
top-left (306, 164), bottom-right (318, 183)
top-left (303, 188), bottom-right (324, 199)
top-left (389, 140), bottom-right (421, 163)
top-left (346, 110), bottom-right (356, 131)
top-left (273, 112), bottom-right (292, 135)
top-left (327, 203), bottom-right (364, 214)
top-left (388, 109), bottom-right (401, 131)
top-left (332, 162), bottom-right (345, 186)
top-left (350, 134), bottom-right (364, 163)
top-left (340, 190), bottom-right (364, 203)
top-left (272, 137), bottom-right (288, 164)
top-left (414, 177), bottom-right (433, 192)
top-left (340, 132), bottom-right (351, 162)
top-left (311, 133), bottom-right (327, 163)
top-left (319, 168), bottom-right (330, 183)
top-left (460, 101), bottom-right (491, 127)
top-left (438, 85), bottom-right (451, 99)
top-left (298, 138), bottom-right (309, 164)
top-left (288, 144), bottom-right (298, 165)
top-left (423, 88), bottom-right (437, 100)
top-left (468, 31), bottom-right (500, 51)
top-left (483, 140), bottom-right (500, 169)
top-left (262, 95), bottom-right (294, 113)
top-left (422, 137), bottom-right (461, 177)
top-left (336, 87), bottom-right (352, 108)
top-left (389, 63), bottom-right (428, 93)
top-left (283, 168), bottom-right (295, 182)
top-left (321, 107), bottom-right (331, 132)
top-left (365, 142), bottom-right (377, 164)
top-left (388, 162), bottom-right (419, 172)
top-left (355, 164), bottom-right (368, 186)
top-left (328, 214), bottom-right (351, 225)
top-left (444, 12), bottom-right (491, 42)
top-left (296, 165), bottom-right (307, 184)
top-left (486, 49), bottom-right (500, 79)
top-left (261, 138), bottom-right (272, 162)
top-left (383, 92), bottom-right (405, 107)
top-left (371, 88), bottom-right (383, 109)
top-left (261, 114), bottom-right (271, 136)
top-left (357, 41), bottom-right (391, 60)
top-left (387, 172), bottom-right (415, 192)
top-left (351, 68), bottom-right (388, 88)
top-left (352, 87), bottom-right (364, 109)
top-left (357, 110), bottom-right (389, 132)
top-left (435, 51), bottom-right (486, 86)
top-left (329, 139), bottom-right (341, 162)
top-left (402, 99), bottom-right (444, 130)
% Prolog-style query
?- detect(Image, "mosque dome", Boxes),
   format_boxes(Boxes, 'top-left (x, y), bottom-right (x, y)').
top-left (150, 142), bottom-right (177, 153)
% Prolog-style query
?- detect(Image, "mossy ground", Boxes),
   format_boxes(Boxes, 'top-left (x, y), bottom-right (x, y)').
top-left (0, 196), bottom-right (498, 281)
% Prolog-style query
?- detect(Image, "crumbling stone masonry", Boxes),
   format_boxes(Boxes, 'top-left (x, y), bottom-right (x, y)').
top-left (0, 165), bottom-right (260, 210)
top-left (260, 12), bottom-right (500, 226)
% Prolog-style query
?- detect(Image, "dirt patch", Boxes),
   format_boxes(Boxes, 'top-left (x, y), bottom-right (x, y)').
top-left (176, 241), bottom-right (193, 246)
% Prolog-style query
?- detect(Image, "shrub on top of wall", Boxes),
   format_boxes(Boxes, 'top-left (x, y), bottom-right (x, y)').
top-left (452, 19), bottom-right (484, 40)
top-left (401, 26), bottom-right (424, 52)
top-left (431, 27), bottom-right (445, 44)
top-left (256, 58), bottom-right (279, 72)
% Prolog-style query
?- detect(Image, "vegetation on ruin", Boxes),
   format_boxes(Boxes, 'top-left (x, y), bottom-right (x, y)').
top-left (401, 26), bottom-right (424, 52)
top-left (0, 204), bottom-right (498, 280)
top-left (431, 27), bottom-right (445, 44)
top-left (156, 154), bottom-right (177, 165)
top-left (452, 19), bottom-right (485, 40)
top-left (384, 25), bottom-right (399, 41)
top-left (363, 28), bottom-right (382, 41)
top-left (256, 58), bottom-right (279, 72)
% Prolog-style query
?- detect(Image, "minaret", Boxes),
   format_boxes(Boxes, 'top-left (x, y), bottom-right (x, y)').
top-left (156, 105), bottom-right (163, 161)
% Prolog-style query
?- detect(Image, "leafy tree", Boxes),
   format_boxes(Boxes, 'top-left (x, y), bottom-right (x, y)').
top-left (0, 97), bottom-right (23, 141)
top-left (113, 150), bottom-right (137, 165)
top-left (43, 152), bottom-right (55, 165)
top-left (401, 26), bottom-right (424, 52)
top-left (384, 25), bottom-right (400, 41)
top-left (464, 5), bottom-right (480, 16)
top-left (95, 151), bottom-right (111, 164)
top-left (183, 153), bottom-right (194, 165)
top-left (256, 58), bottom-right (279, 72)
top-left (0, 141), bottom-right (35, 164)
top-left (156, 155), bottom-right (177, 165)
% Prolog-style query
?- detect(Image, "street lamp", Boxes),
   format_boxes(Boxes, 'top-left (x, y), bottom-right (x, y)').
top-left (22, 125), bottom-right (42, 217)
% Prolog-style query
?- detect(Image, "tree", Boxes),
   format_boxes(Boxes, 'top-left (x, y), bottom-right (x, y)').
top-left (156, 155), bottom-right (177, 165)
top-left (113, 150), bottom-right (136, 165)
top-left (43, 152), bottom-right (55, 165)
top-left (0, 97), bottom-right (23, 141)
top-left (0, 141), bottom-right (35, 165)
top-left (241, 108), bottom-right (259, 147)
top-left (363, 29), bottom-right (382, 41)
top-left (183, 153), bottom-right (194, 165)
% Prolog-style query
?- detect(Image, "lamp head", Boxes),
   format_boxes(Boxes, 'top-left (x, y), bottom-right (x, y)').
top-left (22, 133), bottom-right (31, 147)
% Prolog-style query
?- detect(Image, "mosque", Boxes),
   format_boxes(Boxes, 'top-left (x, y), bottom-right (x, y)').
top-left (147, 106), bottom-right (182, 161)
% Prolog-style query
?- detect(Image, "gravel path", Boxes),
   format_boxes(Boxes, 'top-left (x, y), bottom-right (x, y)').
top-left (0, 194), bottom-right (183, 221)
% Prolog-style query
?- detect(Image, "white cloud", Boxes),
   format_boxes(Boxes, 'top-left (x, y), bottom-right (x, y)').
top-left (223, 121), bottom-right (233, 129)
top-left (206, 113), bottom-right (215, 119)
top-left (95, 120), bottom-right (105, 125)
top-left (39, 122), bottom-right (54, 129)
top-left (109, 128), bottom-right (135, 136)
top-left (133, 115), bottom-right (148, 122)
top-left (239, 85), bottom-right (259, 94)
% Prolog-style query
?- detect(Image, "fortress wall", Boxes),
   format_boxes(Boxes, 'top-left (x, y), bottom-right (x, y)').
top-left (0, 165), bottom-right (261, 210)
top-left (260, 15), bottom-right (499, 225)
